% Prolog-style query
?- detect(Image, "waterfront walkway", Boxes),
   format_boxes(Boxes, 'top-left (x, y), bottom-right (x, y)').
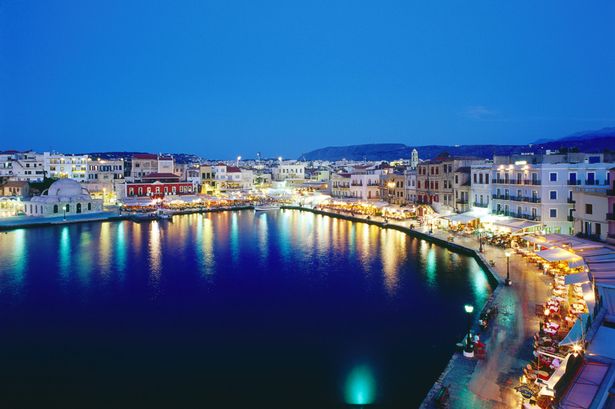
top-left (291, 208), bottom-right (550, 409)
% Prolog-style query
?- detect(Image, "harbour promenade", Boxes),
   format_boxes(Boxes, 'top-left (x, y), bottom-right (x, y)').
top-left (285, 206), bottom-right (550, 408)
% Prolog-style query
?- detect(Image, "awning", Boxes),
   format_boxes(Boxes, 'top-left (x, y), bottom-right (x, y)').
top-left (445, 213), bottom-right (478, 224)
top-left (565, 272), bottom-right (590, 285)
top-left (559, 314), bottom-right (589, 347)
top-left (522, 235), bottom-right (547, 245)
top-left (535, 247), bottom-right (583, 264)
top-left (558, 361), bottom-right (610, 409)
top-left (542, 354), bottom-right (572, 390)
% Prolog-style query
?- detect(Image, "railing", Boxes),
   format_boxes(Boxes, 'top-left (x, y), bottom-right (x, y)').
top-left (567, 215), bottom-right (574, 222)
top-left (473, 202), bottom-right (489, 208)
top-left (608, 213), bottom-right (615, 221)
top-left (608, 189), bottom-right (615, 196)
top-left (456, 199), bottom-right (468, 205)
top-left (567, 198), bottom-right (575, 203)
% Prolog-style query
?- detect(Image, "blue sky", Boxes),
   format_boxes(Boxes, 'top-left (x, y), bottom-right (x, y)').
top-left (1, 1), bottom-right (614, 159)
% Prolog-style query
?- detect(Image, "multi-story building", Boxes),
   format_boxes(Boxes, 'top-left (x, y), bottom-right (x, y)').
top-left (125, 173), bottom-right (195, 198)
top-left (405, 169), bottom-right (417, 203)
top-left (416, 156), bottom-right (482, 213)
top-left (158, 155), bottom-right (174, 174)
top-left (130, 154), bottom-right (158, 181)
top-left (380, 173), bottom-right (406, 205)
top-left (272, 161), bottom-right (305, 184)
top-left (43, 152), bottom-right (89, 181)
top-left (350, 170), bottom-right (381, 201)
top-left (331, 173), bottom-right (352, 199)
top-left (87, 158), bottom-right (124, 182)
top-left (0, 151), bottom-right (45, 182)
top-left (470, 163), bottom-right (492, 211)
top-left (573, 184), bottom-right (609, 241)
top-left (491, 156), bottom-right (613, 234)
top-left (199, 165), bottom-right (216, 194)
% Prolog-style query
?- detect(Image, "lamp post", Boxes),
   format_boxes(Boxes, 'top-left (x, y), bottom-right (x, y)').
top-left (478, 228), bottom-right (483, 253)
top-left (463, 304), bottom-right (475, 358)
top-left (505, 251), bottom-right (512, 286)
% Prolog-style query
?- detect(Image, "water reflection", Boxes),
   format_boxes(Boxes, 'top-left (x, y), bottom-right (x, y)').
top-left (149, 221), bottom-right (162, 289)
top-left (77, 229), bottom-right (93, 284)
top-left (344, 364), bottom-right (376, 405)
top-left (115, 222), bottom-right (127, 274)
top-left (59, 227), bottom-right (71, 279)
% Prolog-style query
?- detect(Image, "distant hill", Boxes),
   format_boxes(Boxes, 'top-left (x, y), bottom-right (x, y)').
top-left (301, 129), bottom-right (615, 161)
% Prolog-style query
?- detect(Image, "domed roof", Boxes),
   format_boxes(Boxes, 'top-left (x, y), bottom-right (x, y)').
top-left (48, 178), bottom-right (88, 197)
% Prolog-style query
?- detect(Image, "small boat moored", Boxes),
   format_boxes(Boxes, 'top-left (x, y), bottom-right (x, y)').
top-left (254, 204), bottom-right (280, 212)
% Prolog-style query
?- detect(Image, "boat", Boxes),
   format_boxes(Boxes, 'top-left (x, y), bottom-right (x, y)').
top-left (130, 212), bottom-right (157, 222)
top-left (156, 208), bottom-right (173, 220)
top-left (254, 204), bottom-right (280, 212)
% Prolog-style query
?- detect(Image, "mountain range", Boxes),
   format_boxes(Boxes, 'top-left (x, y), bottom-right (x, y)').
top-left (301, 127), bottom-right (615, 161)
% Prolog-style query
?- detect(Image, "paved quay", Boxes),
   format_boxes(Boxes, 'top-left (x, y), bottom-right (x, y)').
top-left (0, 210), bottom-right (124, 230)
top-left (285, 207), bottom-right (551, 408)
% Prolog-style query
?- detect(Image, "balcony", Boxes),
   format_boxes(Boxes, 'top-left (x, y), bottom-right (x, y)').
top-left (567, 215), bottom-right (574, 222)
top-left (607, 189), bottom-right (615, 196)
top-left (608, 213), bottom-right (615, 221)
top-left (567, 198), bottom-right (575, 204)
top-left (473, 202), bottom-right (489, 208)
top-left (456, 199), bottom-right (468, 205)
top-left (567, 180), bottom-right (580, 185)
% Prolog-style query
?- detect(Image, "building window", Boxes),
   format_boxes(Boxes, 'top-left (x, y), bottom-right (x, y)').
top-left (550, 208), bottom-right (557, 218)
top-left (550, 172), bottom-right (557, 182)
top-left (66, 204), bottom-right (70, 213)
top-left (53, 205), bottom-right (58, 213)
top-left (549, 191), bottom-right (557, 200)
top-left (586, 204), bottom-right (593, 215)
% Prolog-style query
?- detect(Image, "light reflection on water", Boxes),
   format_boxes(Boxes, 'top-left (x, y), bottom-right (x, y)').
top-left (0, 210), bottom-right (494, 407)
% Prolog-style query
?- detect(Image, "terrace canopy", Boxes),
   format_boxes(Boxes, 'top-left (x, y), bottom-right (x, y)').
top-left (535, 247), bottom-right (582, 264)
top-left (521, 235), bottom-right (547, 245)
top-left (565, 272), bottom-right (590, 285)
top-left (587, 326), bottom-right (615, 360)
top-left (444, 212), bottom-right (478, 224)
top-left (559, 313), bottom-right (590, 347)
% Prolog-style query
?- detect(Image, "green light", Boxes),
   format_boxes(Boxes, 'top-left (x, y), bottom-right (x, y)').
top-left (345, 364), bottom-right (376, 405)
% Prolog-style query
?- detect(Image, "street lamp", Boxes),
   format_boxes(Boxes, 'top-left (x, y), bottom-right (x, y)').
top-left (463, 304), bottom-right (474, 358)
top-left (478, 228), bottom-right (483, 253)
top-left (505, 251), bottom-right (512, 286)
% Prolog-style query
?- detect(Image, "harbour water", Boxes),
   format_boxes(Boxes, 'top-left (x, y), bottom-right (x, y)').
top-left (0, 210), bottom-right (494, 407)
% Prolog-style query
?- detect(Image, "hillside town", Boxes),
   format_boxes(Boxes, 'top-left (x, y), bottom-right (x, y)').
top-left (3, 147), bottom-right (615, 407)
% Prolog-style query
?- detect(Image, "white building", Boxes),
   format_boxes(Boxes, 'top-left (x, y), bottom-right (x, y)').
top-left (43, 152), bottom-right (89, 182)
top-left (272, 161), bottom-right (305, 184)
top-left (130, 154), bottom-right (158, 181)
top-left (158, 155), bottom-right (174, 174)
top-left (470, 163), bottom-right (492, 211)
top-left (0, 151), bottom-right (45, 182)
top-left (491, 160), bottom-right (613, 234)
top-left (23, 179), bottom-right (103, 217)
top-left (410, 149), bottom-right (419, 169)
top-left (572, 186), bottom-right (609, 241)
top-left (405, 169), bottom-right (417, 203)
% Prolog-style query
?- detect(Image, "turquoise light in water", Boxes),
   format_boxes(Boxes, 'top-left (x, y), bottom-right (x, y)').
top-left (345, 365), bottom-right (376, 405)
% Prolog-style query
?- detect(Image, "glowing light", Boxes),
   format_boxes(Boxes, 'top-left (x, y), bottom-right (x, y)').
top-left (464, 304), bottom-right (474, 314)
top-left (344, 365), bottom-right (376, 405)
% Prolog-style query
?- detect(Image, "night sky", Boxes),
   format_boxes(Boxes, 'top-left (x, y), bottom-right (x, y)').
top-left (1, 1), bottom-right (614, 159)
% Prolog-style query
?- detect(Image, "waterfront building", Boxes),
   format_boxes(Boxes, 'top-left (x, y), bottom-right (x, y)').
top-left (405, 169), bottom-right (417, 203)
top-left (491, 154), bottom-right (613, 234)
top-left (0, 180), bottom-right (30, 197)
top-left (130, 153), bottom-right (159, 181)
top-left (380, 173), bottom-right (406, 205)
top-left (272, 161), bottom-right (306, 185)
top-left (43, 152), bottom-right (89, 181)
top-left (199, 164), bottom-right (216, 194)
top-left (158, 155), bottom-right (174, 174)
top-left (0, 150), bottom-right (45, 182)
top-left (22, 178), bottom-right (103, 216)
top-left (331, 173), bottom-right (351, 199)
top-left (416, 156), bottom-right (483, 213)
top-left (125, 173), bottom-right (195, 198)
top-left (572, 183), bottom-right (609, 241)
top-left (87, 158), bottom-right (124, 182)
top-left (470, 163), bottom-right (492, 211)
